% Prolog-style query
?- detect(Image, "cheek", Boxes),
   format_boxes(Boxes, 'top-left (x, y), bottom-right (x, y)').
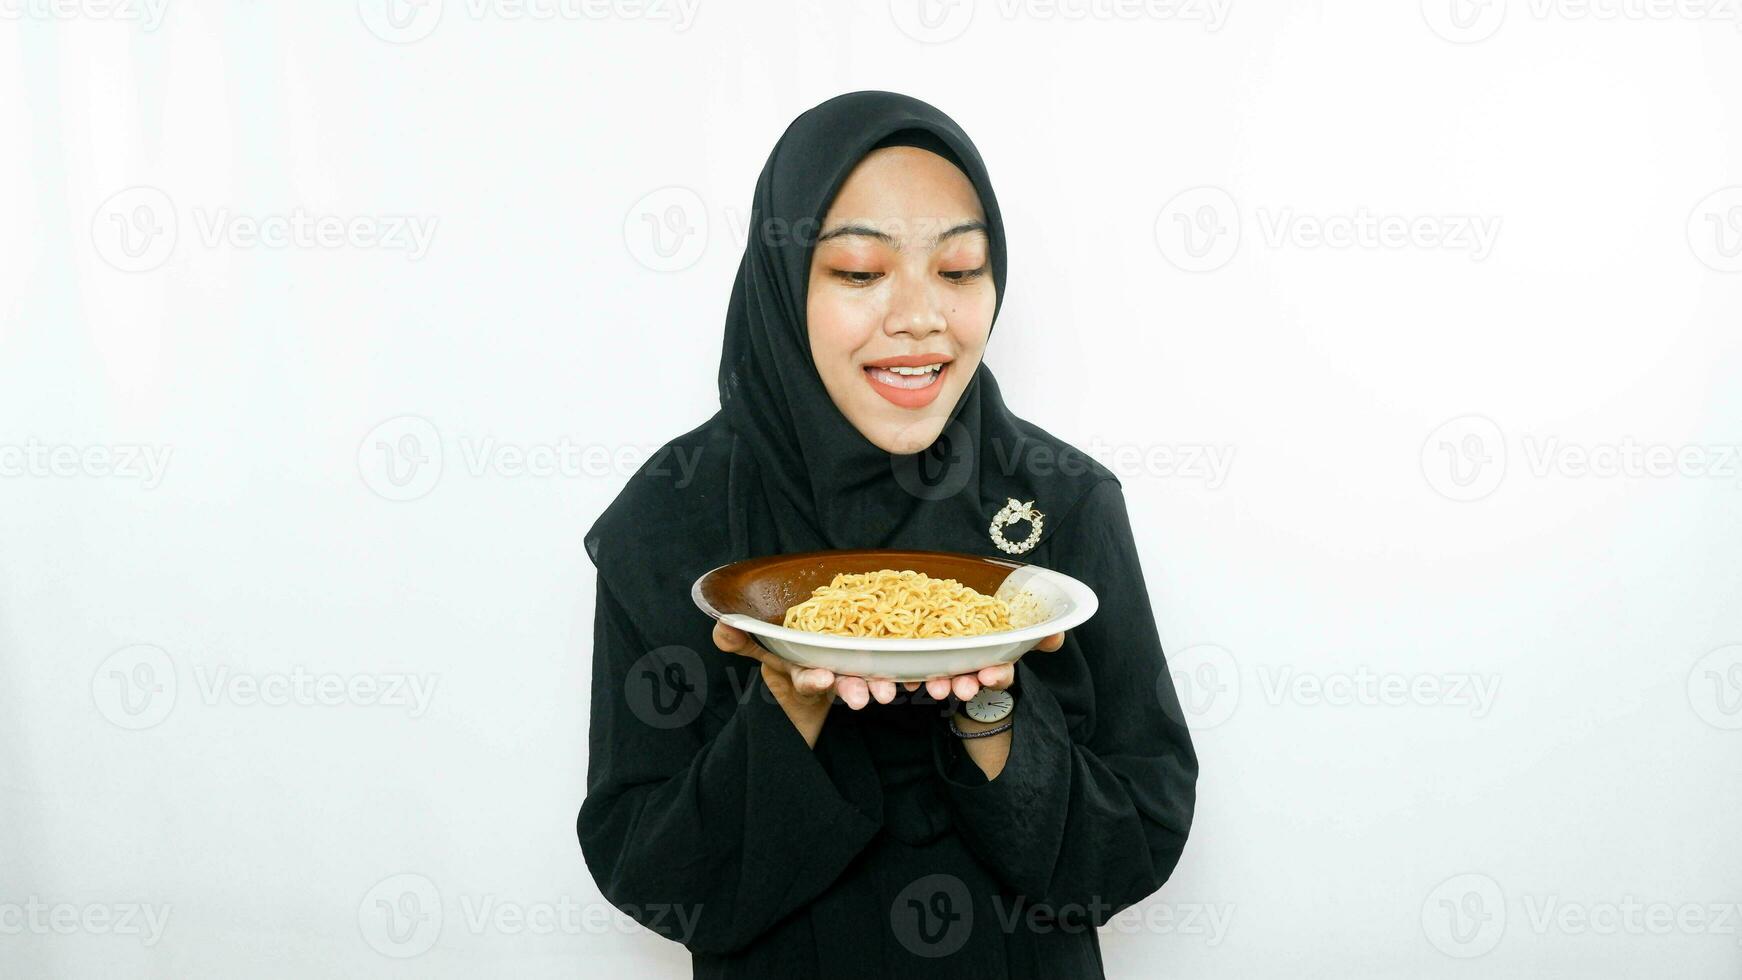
top-left (949, 287), bottom-right (997, 351)
top-left (806, 291), bottom-right (875, 375)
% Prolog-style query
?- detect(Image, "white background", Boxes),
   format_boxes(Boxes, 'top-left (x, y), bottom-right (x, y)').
top-left (3, 1), bottom-right (1741, 977)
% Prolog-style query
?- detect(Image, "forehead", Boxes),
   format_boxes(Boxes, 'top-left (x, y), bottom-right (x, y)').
top-left (820, 146), bottom-right (986, 233)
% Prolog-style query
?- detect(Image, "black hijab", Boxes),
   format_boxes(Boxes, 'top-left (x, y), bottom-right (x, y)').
top-left (588, 90), bottom-right (1111, 594)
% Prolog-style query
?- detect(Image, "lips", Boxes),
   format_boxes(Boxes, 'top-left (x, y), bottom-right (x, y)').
top-left (863, 356), bottom-right (950, 409)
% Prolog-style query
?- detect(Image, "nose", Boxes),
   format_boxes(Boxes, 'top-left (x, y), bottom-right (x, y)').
top-left (883, 266), bottom-right (948, 341)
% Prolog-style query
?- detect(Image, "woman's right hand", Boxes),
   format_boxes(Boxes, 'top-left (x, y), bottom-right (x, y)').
top-left (712, 622), bottom-right (898, 712)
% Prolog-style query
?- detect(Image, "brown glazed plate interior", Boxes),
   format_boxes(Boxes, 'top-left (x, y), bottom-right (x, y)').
top-left (693, 549), bottom-right (1027, 628)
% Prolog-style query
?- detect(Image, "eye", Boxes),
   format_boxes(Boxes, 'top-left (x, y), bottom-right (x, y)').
top-left (941, 265), bottom-right (987, 283)
top-left (831, 269), bottom-right (883, 285)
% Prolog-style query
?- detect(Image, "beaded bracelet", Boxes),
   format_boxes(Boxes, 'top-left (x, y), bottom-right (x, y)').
top-left (947, 716), bottom-right (1014, 739)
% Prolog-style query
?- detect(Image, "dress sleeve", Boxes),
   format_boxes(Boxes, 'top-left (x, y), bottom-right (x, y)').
top-left (577, 572), bottom-right (883, 955)
top-left (930, 479), bottom-right (1198, 921)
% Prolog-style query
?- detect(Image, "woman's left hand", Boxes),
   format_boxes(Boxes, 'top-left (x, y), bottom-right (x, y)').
top-left (901, 631), bottom-right (1065, 702)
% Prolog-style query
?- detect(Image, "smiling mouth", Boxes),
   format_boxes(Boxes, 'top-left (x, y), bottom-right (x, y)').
top-left (862, 360), bottom-right (951, 409)
top-left (864, 362), bottom-right (944, 390)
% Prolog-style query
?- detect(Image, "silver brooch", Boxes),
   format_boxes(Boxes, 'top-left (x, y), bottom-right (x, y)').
top-left (989, 497), bottom-right (1043, 555)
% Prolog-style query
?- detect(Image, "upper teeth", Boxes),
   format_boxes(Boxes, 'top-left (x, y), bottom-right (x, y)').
top-left (883, 364), bottom-right (942, 375)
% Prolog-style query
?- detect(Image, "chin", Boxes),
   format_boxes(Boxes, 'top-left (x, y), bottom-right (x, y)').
top-left (866, 415), bottom-right (948, 455)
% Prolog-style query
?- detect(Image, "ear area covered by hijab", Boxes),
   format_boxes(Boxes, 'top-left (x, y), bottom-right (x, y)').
top-left (585, 91), bottom-right (1116, 605)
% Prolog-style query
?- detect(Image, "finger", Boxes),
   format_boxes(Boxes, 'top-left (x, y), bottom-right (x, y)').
top-left (1036, 632), bottom-right (1065, 652)
top-left (869, 678), bottom-right (897, 704)
top-left (836, 675), bottom-right (870, 710)
top-left (926, 676), bottom-right (954, 701)
top-left (903, 681), bottom-right (921, 692)
top-left (977, 663), bottom-right (1014, 690)
top-left (793, 666), bottom-right (835, 697)
top-left (952, 673), bottom-right (980, 702)
top-left (714, 622), bottom-right (765, 661)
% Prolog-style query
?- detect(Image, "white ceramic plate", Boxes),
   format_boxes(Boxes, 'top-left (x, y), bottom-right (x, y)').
top-left (692, 558), bottom-right (1098, 681)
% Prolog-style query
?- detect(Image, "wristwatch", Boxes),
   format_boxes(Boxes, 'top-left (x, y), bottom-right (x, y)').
top-left (950, 685), bottom-right (1016, 738)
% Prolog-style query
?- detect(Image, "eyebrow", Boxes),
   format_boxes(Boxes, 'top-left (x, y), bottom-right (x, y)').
top-left (815, 220), bottom-right (988, 250)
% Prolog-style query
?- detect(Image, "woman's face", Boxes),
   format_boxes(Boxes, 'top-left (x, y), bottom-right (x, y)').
top-left (806, 146), bottom-right (996, 455)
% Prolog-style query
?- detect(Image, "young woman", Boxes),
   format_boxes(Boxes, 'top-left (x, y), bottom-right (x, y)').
top-left (579, 90), bottom-right (1197, 979)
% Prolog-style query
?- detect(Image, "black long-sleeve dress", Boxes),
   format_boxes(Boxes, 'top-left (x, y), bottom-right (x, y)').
top-left (578, 437), bottom-right (1198, 978)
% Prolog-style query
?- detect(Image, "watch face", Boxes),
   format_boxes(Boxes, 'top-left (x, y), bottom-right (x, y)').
top-left (964, 688), bottom-right (1014, 723)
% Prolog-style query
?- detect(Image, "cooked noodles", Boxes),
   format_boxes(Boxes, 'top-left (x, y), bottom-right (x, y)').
top-left (782, 569), bottom-right (1014, 638)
